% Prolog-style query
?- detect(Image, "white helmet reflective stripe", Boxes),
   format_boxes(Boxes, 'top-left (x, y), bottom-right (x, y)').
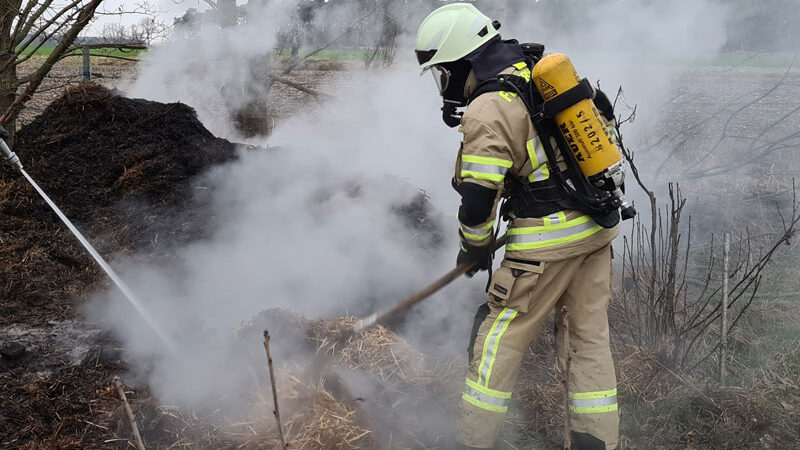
top-left (415, 4), bottom-right (500, 70)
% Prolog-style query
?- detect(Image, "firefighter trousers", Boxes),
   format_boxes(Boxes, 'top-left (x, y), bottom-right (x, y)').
top-left (457, 244), bottom-right (618, 449)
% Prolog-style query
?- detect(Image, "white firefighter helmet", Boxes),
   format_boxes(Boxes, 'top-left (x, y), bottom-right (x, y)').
top-left (415, 4), bottom-right (499, 95)
top-left (415, 3), bottom-right (499, 70)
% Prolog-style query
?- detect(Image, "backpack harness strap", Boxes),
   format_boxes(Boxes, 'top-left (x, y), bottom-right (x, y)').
top-left (468, 67), bottom-right (620, 227)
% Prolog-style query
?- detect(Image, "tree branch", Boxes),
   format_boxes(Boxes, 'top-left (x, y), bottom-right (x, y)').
top-left (0, 0), bottom-right (104, 125)
top-left (267, 73), bottom-right (336, 101)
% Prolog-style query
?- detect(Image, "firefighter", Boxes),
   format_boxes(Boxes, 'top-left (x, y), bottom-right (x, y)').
top-left (415, 4), bottom-right (620, 450)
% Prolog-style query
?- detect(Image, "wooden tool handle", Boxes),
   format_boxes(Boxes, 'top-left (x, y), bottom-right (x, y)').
top-left (353, 234), bottom-right (507, 333)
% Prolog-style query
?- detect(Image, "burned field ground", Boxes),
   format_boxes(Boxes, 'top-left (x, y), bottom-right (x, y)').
top-left (1, 66), bottom-right (799, 449)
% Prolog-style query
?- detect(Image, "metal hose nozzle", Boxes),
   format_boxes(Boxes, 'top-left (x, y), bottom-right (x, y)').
top-left (0, 140), bottom-right (22, 171)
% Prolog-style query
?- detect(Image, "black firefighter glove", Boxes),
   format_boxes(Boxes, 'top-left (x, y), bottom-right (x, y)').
top-left (456, 236), bottom-right (494, 278)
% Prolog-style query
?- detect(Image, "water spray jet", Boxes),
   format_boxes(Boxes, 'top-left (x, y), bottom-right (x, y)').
top-left (0, 128), bottom-right (177, 354)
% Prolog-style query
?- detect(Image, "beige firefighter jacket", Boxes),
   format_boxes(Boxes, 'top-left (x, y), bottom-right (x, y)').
top-left (454, 63), bottom-right (619, 262)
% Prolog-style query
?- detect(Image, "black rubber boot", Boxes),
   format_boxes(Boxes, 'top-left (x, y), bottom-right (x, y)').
top-left (571, 431), bottom-right (606, 450)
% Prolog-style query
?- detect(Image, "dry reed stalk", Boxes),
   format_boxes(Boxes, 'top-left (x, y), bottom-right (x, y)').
top-left (263, 330), bottom-right (288, 449)
top-left (561, 306), bottom-right (571, 450)
top-left (113, 377), bottom-right (146, 450)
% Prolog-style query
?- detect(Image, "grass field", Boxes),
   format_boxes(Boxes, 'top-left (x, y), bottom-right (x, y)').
top-left (17, 45), bottom-right (145, 58)
top-left (274, 48), bottom-right (366, 61)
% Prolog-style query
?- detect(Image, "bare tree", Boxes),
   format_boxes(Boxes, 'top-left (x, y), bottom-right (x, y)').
top-left (0, 0), bottom-right (107, 140)
top-left (101, 17), bottom-right (169, 46)
top-left (136, 16), bottom-right (169, 45)
top-left (362, 8), bottom-right (398, 69)
top-left (101, 23), bottom-right (127, 43)
top-left (0, 0), bottom-right (163, 140)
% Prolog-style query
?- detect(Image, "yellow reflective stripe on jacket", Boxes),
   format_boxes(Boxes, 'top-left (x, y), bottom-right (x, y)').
top-left (462, 155), bottom-right (513, 168)
top-left (462, 378), bottom-right (512, 413)
top-left (513, 61), bottom-right (531, 82)
top-left (478, 307), bottom-right (518, 386)
top-left (570, 388), bottom-right (618, 414)
top-left (526, 138), bottom-right (550, 182)
top-left (461, 155), bottom-right (512, 182)
top-left (506, 215), bottom-right (603, 251)
top-left (460, 220), bottom-right (495, 242)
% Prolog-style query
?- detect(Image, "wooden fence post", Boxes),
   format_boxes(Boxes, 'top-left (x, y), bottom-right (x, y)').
top-left (82, 46), bottom-right (91, 81)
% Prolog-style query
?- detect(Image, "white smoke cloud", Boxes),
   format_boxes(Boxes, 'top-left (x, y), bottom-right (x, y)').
top-left (91, 62), bottom-right (488, 409)
top-left (128, 1), bottom-right (295, 138)
top-left (90, 0), bottom-right (735, 425)
top-left (507, 1), bottom-right (730, 166)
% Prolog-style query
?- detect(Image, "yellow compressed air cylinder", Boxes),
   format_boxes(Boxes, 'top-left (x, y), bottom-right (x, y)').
top-left (531, 53), bottom-right (621, 182)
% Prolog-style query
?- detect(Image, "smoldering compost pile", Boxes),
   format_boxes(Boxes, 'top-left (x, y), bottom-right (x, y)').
top-left (0, 83), bottom-right (239, 329)
top-left (0, 83), bottom-right (241, 448)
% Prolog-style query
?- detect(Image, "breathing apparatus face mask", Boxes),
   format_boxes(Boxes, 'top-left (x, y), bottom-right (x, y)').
top-left (429, 59), bottom-right (471, 128)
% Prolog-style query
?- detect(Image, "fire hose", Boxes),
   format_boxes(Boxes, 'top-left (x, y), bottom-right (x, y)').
top-left (352, 234), bottom-right (507, 334)
top-left (0, 126), bottom-right (177, 353)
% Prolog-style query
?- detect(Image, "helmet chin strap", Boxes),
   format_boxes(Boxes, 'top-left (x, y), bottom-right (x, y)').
top-left (441, 99), bottom-right (465, 128)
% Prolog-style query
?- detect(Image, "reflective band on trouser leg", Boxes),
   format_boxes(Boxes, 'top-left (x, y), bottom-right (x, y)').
top-left (507, 216), bottom-right (603, 251)
top-left (571, 389), bottom-right (618, 414)
top-left (461, 155), bottom-right (512, 183)
top-left (477, 307), bottom-right (518, 386)
top-left (526, 138), bottom-right (550, 182)
top-left (462, 378), bottom-right (512, 413)
top-left (460, 220), bottom-right (495, 242)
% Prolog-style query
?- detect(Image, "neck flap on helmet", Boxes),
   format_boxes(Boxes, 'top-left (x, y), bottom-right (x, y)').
top-left (466, 37), bottom-right (526, 83)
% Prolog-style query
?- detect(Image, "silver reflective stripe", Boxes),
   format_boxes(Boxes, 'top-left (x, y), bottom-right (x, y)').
top-left (530, 165), bottom-right (549, 181)
top-left (461, 223), bottom-right (493, 239)
top-left (545, 213), bottom-right (562, 225)
top-left (479, 308), bottom-right (516, 384)
top-left (527, 137), bottom-right (550, 182)
top-left (464, 385), bottom-right (511, 408)
top-left (571, 395), bottom-right (617, 409)
top-left (507, 220), bottom-right (598, 245)
top-left (462, 162), bottom-right (509, 177)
